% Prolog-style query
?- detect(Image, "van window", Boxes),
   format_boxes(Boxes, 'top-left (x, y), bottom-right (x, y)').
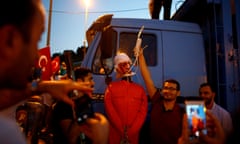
top-left (119, 32), bottom-right (157, 66)
top-left (92, 31), bottom-right (157, 75)
top-left (92, 29), bottom-right (117, 74)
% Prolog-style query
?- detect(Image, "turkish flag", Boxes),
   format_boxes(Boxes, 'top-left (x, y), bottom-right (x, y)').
top-left (37, 46), bottom-right (52, 80)
top-left (51, 56), bottom-right (60, 74)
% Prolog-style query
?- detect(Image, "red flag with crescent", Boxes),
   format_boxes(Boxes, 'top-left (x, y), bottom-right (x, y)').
top-left (51, 56), bottom-right (60, 74)
top-left (37, 46), bottom-right (52, 80)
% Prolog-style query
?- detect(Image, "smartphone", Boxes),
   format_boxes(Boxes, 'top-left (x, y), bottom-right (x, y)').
top-left (69, 90), bottom-right (94, 124)
top-left (185, 100), bottom-right (207, 140)
top-left (74, 94), bottom-right (94, 125)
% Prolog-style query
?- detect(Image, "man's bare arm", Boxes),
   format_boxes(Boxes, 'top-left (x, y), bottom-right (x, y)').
top-left (138, 51), bottom-right (157, 99)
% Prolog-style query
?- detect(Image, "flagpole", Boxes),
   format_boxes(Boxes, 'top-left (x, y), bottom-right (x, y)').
top-left (46, 0), bottom-right (53, 46)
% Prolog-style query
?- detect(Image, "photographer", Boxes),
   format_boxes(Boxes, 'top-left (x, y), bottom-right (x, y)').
top-left (0, 0), bottom-right (108, 144)
top-left (51, 67), bottom-right (107, 144)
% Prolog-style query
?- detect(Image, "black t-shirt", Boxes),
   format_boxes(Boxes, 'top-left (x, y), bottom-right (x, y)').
top-left (51, 94), bottom-right (92, 144)
top-left (51, 100), bottom-right (73, 144)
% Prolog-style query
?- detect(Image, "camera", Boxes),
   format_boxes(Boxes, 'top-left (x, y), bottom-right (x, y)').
top-left (71, 90), bottom-right (94, 124)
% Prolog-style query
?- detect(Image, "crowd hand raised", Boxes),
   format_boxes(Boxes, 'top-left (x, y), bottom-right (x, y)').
top-left (38, 80), bottom-right (93, 107)
top-left (199, 111), bottom-right (225, 144)
top-left (78, 113), bottom-right (109, 144)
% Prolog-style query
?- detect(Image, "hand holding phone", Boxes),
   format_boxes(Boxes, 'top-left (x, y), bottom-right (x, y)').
top-left (74, 94), bottom-right (94, 124)
top-left (70, 91), bottom-right (94, 125)
top-left (185, 100), bottom-right (207, 140)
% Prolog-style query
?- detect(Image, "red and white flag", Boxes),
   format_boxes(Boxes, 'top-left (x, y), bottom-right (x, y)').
top-left (37, 46), bottom-right (52, 80)
top-left (51, 56), bottom-right (60, 74)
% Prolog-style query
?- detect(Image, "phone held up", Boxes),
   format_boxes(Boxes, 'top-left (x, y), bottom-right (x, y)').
top-left (185, 99), bottom-right (207, 141)
top-left (71, 90), bottom-right (94, 125)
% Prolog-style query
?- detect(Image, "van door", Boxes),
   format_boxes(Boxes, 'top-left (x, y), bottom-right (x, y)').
top-left (162, 30), bottom-right (206, 95)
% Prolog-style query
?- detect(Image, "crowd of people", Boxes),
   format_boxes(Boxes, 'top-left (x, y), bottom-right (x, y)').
top-left (0, 0), bottom-right (237, 144)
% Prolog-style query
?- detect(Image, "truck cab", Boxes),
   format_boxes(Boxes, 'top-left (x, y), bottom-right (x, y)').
top-left (81, 14), bottom-right (207, 112)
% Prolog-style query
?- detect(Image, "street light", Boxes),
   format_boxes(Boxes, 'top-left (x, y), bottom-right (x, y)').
top-left (83, 0), bottom-right (91, 56)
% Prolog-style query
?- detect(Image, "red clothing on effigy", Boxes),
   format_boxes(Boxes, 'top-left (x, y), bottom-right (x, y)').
top-left (104, 80), bottom-right (148, 144)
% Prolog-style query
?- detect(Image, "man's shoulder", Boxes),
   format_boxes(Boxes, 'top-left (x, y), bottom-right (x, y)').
top-left (214, 103), bottom-right (226, 110)
top-left (52, 101), bottom-right (71, 113)
top-left (151, 90), bottom-right (162, 102)
top-left (0, 116), bottom-right (26, 144)
top-left (213, 103), bottom-right (231, 115)
top-left (0, 116), bottom-right (17, 128)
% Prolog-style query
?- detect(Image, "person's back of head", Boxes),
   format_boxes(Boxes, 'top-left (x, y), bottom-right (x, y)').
top-left (74, 67), bottom-right (92, 81)
top-left (0, 0), bottom-right (38, 42)
top-left (0, 0), bottom-right (45, 90)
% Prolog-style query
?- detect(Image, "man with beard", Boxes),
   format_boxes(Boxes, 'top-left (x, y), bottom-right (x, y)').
top-left (199, 83), bottom-right (233, 139)
top-left (138, 50), bottom-right (184, 144)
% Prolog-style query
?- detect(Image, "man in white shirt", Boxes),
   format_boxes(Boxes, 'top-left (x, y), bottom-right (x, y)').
top-left (199, 83), bottom-right (233, 138)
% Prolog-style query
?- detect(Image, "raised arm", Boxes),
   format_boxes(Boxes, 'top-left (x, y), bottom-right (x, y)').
top-left (138, 51), bottom-right (157, 99)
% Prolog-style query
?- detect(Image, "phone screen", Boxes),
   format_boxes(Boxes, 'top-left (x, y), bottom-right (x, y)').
top-left (185, 100), bottom-right (207, 140)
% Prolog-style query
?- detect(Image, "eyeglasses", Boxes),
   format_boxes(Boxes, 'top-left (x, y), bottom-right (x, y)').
top-left (162, 87), bottom-right (177, 91)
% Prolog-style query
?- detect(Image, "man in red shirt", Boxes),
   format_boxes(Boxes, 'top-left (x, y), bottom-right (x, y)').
top-left (138, 50), bottom-right (184, 144)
